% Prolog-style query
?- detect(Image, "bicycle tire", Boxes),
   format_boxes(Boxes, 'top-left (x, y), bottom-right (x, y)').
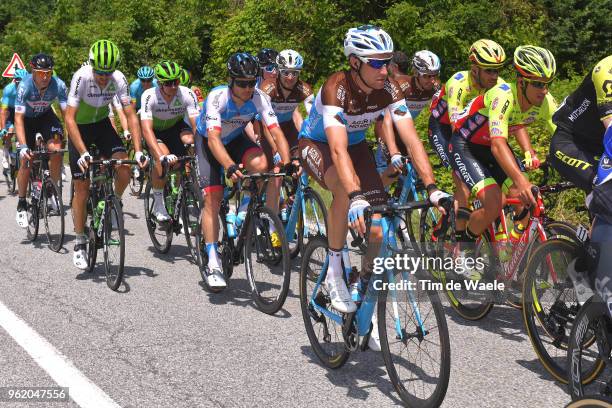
top-left (299, 236), bottom-right (350, 368)
top-left (291, 187), bottom-right (328, 259)
top-left (182, 178), bottom-right (205, 267)
top-left (42, 178), bottom-right (64, 252)
top-left (244, 205), bottom-right (290, 314)
top-left (566, 395), bottom-right (612, 408)
top-left (9, 164), bottom-right (17, 194)
top-left (103, 196), bottom-right (126, 291)
top-left (143, 181), bottom-right (173, 253)
top-left (26, 181), bottom-right (40, 242)
top-left (568, 296), bottom-right (609, 400)
top-left (379, 270), bottom-right (451, 407)
top-left (85, 198), bottom-right (98, 274)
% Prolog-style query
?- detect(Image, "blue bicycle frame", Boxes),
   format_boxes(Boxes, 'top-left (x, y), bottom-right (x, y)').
top-left (282, 173), bottom-right (325, 244)
top-left (308, 214), bottom-right (426, 340)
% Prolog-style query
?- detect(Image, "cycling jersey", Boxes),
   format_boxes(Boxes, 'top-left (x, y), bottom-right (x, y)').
top-left (430, 70), bottom-right (506, 126)
top-left (130, 78), bottom-right (158, 111)
top-left (67, 65), bottom-right (130, 124)
top-left (195, 85), bottom-right (278, 145)
top-left (299, 71), bottom-right (409, 146)
top-left (1, 82), bottom-right (19, 109)
top-left (15, 75), bottom-right (68, 118)
top-left (259, 78), bottom-right (314, 123)
top-left (140, 86), bottom-right (199, 130)
top-left (454, 82), bottom-right (557, 146)
top-left (553, 55), bottom-right (612, 146)
top-left (394, 74), bottom-right (437, 118)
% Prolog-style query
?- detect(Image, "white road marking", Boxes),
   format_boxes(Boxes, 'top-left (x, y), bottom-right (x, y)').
top-left (0, 300), bottom-right (121, 408)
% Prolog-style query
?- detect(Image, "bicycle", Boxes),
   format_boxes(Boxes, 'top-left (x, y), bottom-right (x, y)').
top-left (299, 199), bottom-right (453, 407)
top-left (82, 147), bottom-right (139, 291)
top-left (278, 169), bottom-right (328, 258)
top-left (124, 136), bottom-right (148, 197)
top-left (24, 133), bottom-right (66, 252)
top-left (565, 395), bottom-right (612, 408)
top-left (143, 156), bottom-right (203, 266)
top-left (443, 184), bottom-right (578, 321)
top-left (208, 170), bottom-right (290, 315)
top-left (3, 129), bottom-right (18, 194)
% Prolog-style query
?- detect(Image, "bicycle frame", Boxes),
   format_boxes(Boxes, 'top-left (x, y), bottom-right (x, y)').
top-left (283, 173), bottom-right (325, 243)
top-left (308, 212), bottom-right (425, 340)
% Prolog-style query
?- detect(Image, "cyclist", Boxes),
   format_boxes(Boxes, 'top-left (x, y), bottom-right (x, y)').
top-left (448, 45), bottom-right (557, 267)
top-left (375, 50), bottom-right (441, 181)
top-left (256, 48), bottom-right (279, 86)
top-left (194, 52), bottom-right (292, 289)
top-left (140, 61), bottom-right (199, 222)
top-left (65, 39), bottom-right (147, 269)
top-left (429, 39), bottom-right (508, 241)
top-left (298, 25), bottom-right (448, 316)
top-left (130, 65), bottom-right (157, 112)
top-left (550, 55), bottom-right (612, 192)
top-left (14, 54), bottom-right (68, 228)
top-left (1, 68), bottom-right (28, 171)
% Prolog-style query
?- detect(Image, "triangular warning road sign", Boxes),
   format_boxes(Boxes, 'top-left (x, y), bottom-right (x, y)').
top-left (2, 53), bottom-right (26, 78)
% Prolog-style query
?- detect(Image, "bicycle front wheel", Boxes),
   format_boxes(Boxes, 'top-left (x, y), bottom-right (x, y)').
top-left (290, 187), bottom-right (328, 258)
top-left (42, 178), bottom-right (65, 252)
top-left (379, 270), bottom-right (450, 407)
top-left (244, 205), bottom-right (290, 314)
top-left (103, 196), bottom-right (126, 291)
top-left (182, 178), bottom-right (204, 267)
top-left (26, 185), bottom-right (40, 242)
top-left (143, 181), bottom-right (173, 253)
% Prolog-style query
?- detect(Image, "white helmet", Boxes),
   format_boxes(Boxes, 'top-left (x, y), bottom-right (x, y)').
top-left (277, 49), bottom-right (304, 70)
top-left (343, 25), bottom-right (394, 58)
top-left (412, 50), bottom-right (441, 75)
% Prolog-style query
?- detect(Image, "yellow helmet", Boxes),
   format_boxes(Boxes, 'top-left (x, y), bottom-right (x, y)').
top-left (469, 39), bottom-right (506, 68)
top-left (513, 45), bottom-right (556, 82)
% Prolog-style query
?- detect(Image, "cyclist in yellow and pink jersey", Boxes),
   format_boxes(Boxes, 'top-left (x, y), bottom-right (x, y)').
top-left (429, 39), bottom-right (508, 239)
top-left (449, 45), bottom-right (557, 261)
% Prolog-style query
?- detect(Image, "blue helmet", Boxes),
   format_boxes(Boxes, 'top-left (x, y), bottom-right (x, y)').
top-left (137, 65), bottom-right (155, 80)
top-left (13, 69), bottom-right (28, 81)
top-left (227, 52), bottom-right (259, 79)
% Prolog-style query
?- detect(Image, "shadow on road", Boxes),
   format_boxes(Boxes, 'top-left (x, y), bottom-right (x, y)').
top-left (443, 303), bottom-right (527, 343)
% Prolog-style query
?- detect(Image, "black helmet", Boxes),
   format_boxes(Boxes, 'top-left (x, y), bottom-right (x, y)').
top-left (227, 52), bottom-right (259, 79)
top-left (30, 53), bottom-right (54, 70)
top-left (256, 48), bottom-right (279, 67)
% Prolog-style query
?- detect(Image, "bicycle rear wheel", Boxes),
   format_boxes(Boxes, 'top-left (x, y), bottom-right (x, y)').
top-left (26, 181), bottom-right (40, 242)
top-left (299, 236), bottom-right (350, 368)
top-left (379, 270), bottom-right (450, 407)
top-left (42, 178), bottom-right (65, 252)
top-left (244, 205), bottom-right (290, 314)
top-left (568, 296), bottom-right (610, 400)
top-left (182, 179), bottom-right (204, 267)
top-left (566, 395), bottom-right (612, 407)
top-left (143, 181), bottom-right (173, 253)
top-left (103, 196), bottom-right (126, 291)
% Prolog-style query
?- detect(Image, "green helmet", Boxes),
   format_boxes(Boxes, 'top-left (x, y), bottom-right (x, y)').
top-left (514, 45), bottom-right (556, 82)
top-left (179, 68), bottom-right (190, 86)
top-left (89, 40), bottom-right (120, 72)
top-left (155, 61), bottom-right (182, 82)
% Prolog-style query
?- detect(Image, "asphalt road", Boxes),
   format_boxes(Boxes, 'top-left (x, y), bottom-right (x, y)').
top-left (0, 170), bottom-right (571, 408)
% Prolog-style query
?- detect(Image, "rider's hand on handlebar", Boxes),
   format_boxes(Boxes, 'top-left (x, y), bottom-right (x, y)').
top-left (77, 151), bottom-right (92, 172)
top-left (390, 153), bottom-right (404, 172)
top-left (226, 163), bottom-right (244, 183)
top-left (123, 130), bottom-right (132, 141)
top-left (135, 151), bottom-right (149, 167)
top-left (348, 192), bottom-right (370, 236)
top-left (516, 179), bottom-right (537, 207)
top-left (160, 154), bottom-right (178, 165)
top-left (428, 189), bottom-right (450, 215)
top-left (19, 146), bottom-right (32, 161)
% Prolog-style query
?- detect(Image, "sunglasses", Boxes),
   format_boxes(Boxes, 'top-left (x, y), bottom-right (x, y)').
top-left (234, 79), bottom-right (257, 88)
top-left (263, 65), bottom-right (278, 74)
top-left (483, 68), bottom-right (499, 74)
top-left (525, 79), bottom-right (550, 89)
top-left (141, 78), bottom-right (153, 83)
top-left (358, 56), bottom-right (392, 69)
top-left (280, 69), bottom-right (300, 78)
top-left (93, 69), bottom-right (113, 76)
top-left (161, 79), bottom-right (179, 87)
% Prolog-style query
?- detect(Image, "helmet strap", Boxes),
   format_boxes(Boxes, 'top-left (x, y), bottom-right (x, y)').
top-left (519, 77), bottom-right (534, 107)
top-left (229, 80), bottom-right (252, 104)
top-left (354, 60), bottom-right (375, 93)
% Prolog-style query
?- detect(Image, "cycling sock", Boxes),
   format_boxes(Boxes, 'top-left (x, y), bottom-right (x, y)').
top-left (326, 248), bottom-right (343, 280)
top-left (206, 242), bottom-right (220, 269)
top-left (75, 233), bottom-right (87, 245)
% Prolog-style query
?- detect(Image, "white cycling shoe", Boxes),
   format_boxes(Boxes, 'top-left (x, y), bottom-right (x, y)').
top-left (205, 267), bottom-right (227, 289)
top-left (16, 209), bottom-right (28, 228)
top-left (325, 276), bottom-right (357, 313)
top-left (73, 244), bottom-right (89, 270)
top-left (368, 312), bottom-right (381, 351)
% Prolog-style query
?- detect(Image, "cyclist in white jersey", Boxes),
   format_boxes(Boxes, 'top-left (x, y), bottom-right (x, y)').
top-left (140, 61), bottom-right (199, 222)
top-left (65, 39), bottom-right (147, 270)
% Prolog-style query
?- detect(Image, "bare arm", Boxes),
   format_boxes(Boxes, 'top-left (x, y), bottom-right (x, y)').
top-left (268, 126), bottom-right (290, 165)
top-left (123, 104), bottom-right (142, 152)
top-left (394, 118), bottom-right (435, 186)
top-left (140, 119), bottom-right (162, 159)
top-left (65, 105), bottom-right (87, 154)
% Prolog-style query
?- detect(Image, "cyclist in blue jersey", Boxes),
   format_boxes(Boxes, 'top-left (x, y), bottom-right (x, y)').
top-left (194, 52), bottom-right (294, 289)
top-left (14, 54), bottom-right (68, 228)
top-left (1, 69), bottom-right (28, 170)
top-left (130, 65), bottom-right (157, 112)
top-left (298, 25), bottom-right (449, 319)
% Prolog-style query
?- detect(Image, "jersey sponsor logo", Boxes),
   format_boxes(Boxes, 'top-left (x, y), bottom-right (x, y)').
top-left (73, 77), bottom-right (82, 96)
top-left (568, 98), bottom-right (591, 122)
top-left (384, 81), bottom-right (400, 100)
top-left (336, 85), bottom-right (346, 105)
top-left (27, 100), bottom-right (51, 113)
top-left (475, 114), bottom-right (486, 125)
top-left (491, 128), bottom-right (503, 136)
top-left (555, 150), bottom-right (592, 170)
top-left (144, 94), bottom-right (151, 111)
top-left (500, 100), bottom-right (510, 115)
top-left (393, 105), bottom-right (408, 116)
top-left (173, 98), bottom-right (182, 107)
top-left (491, 120), bottom-right (501, 127)
top-left (523, 116), bottom-right (536, 125)
top-left (453, 73), bottom-right (464, 80)
top-left (468, 120), bottom-right (477, 131)
top-left (603, 80), bottom-right (612, 98)
top-left (212, 92), bottom-right (222, 109)
top-left (107, 82), bottom-right (117, 92)
top-left (499, 84), bottom-right (510, 92)
top-left (453, 152), bottom-right (475, 185)
top-left (602, 155), bottom-right (612, 170)
top-left (491, 97), bottom-right (499, 110)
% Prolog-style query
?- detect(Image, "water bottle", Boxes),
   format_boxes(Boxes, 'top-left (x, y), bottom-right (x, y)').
top-left (236, 195), bottom-right (250, 227)
top-left (509, 223), bottom-right (525, 245)
top-left (280, 207), bottom-right (288, 222)
top-left (32, 180), bottom-right (42, 200)
top-left (170, 173), bottom-right (179, 195)
top-left (94, 200), bottom-right (105, 229)
top-left (494, 231), bottom-right (511, 263)
top-left (226, 213), bottom-right (237, 238)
